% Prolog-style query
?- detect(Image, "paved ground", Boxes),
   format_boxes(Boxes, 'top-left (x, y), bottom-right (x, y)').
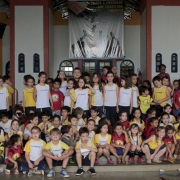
top-left (0, 171), bottom-right (180, 180)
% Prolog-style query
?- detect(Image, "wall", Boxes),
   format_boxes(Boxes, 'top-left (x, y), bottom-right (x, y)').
top-left (152, 6), bottom-right (180, 82)
top-left (15, 6), bottom-right (44, 101)
top-left (140, 8), bottom-right (146, 80)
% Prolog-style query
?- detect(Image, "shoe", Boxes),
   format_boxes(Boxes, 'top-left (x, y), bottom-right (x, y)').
top-left (129, 157), bottom-right (135, 163)
top-left (28, 170), bottom-right (33, 176)
top-left (34, 170), bottom-right (44, 175)
top-left (23, 171), bottom-right (26, 174)
top-left (95, 159), bottom-right (98, 164)
top-left (14, 169), bottom-right (19, 175)
top-left (76, 168), bottom-right (85, 176)
top-left (137, 157), bottom-right (143, 163)
top-left (108, 159), bottom-right (114, 164)
top-left (5, 169), bottom-right (10, 175)
top-left (60, 169), bottom-right (69, 178)
top-left (69, 157), bottom-right (75, 164)
top-left (47, 169), bottom-right (55, 178)
top-left (87, 168), bottom-right (96, 175)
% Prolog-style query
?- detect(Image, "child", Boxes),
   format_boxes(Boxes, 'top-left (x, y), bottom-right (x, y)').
top-left (75, 107), bottom-right (86, 127)
top-left (75, 77), bottom-right (95, 121)
top-left (152, 76), bottom-right (170, 118)
top-left (160, 112), bottom-right (173, 127)
top-left (57, 70), bottom-right (67, 96)
top-left (174, 113), bottom-right (180, 131)
top-left (91, 73), bottom-right (104, 118)
top-left (0, 76), bottom-right (9, 112)
top-left (82, 72), bottom-right (91, 84)
top-left (143, 80), bottom-right (152, 97)
top-left (50, 78), bottom-right (64, 116)
top-left (89, 106), bottom-right (101, 126)
top-left (0, 112), bottom-right (12, 134)
top-left (87, 119), bottom-right (95, 144)
top-left (101, 66), bottom-right (111, 83)
top-left (43, 128), bottom-right (74, 177)
top-left (104, 72), bottom-right (119, 126)
top-left (128, 124), bottom-right (143, 163)
top-left (172, 80), bottom-right (180, 116)
top-left (146, 117), bottom-right (159, 139)
top-left (61, 106), bottom-right (71, 125)
top-left (174, 125), bottom-right (180, 159)
top-left (46, 115), bottom-right (61, 134)
top-left (111, 124), bottom-right (130, 163)
top-left (95, 121), bottom-right (114, 164)
top-left (117, 76), bottom-right (133, 117)
top-left (33, 71), bottom-right (53, 117)
top-left (117, 111), bottom-right (130, 130)
top-left (0, 127), bottom-right (5, 164)
top-left (163, 104), bottom-right (176, 123)
top-left (64, 78), bottom-right (76, 113)
top-left (6, 134), bottom-right (24, 174)
top-left (164, 125), bottom-right (177, 162)
top-left (23, 75), bottom-right (36, 116)
top-left (142, 126), bottom-right (166, 163)
top-left (22, 126), bottom-right (47, 174)
top-left (73, 67), bottom-right (82, 89)
top-left (24, 113), bottom-right (39, 140)
top-left (130, 108), bottom-right (145, 132)
top-left (130, 74), bottom-right (139, 110)
top-left (47, 78), bottom-right (53, 90)
top-left (138, 85), bottom-right (154, 121)
top-left (75, 127), bottom-right (97, 176)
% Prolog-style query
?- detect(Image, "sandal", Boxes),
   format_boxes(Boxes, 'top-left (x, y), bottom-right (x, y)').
top-left (5, 169), bottom-right (10, 175)
top-left (117, 157), bottom-right (121, 163)
top-left (121, 157), bottom-right (126, 164)
top-left (14, 169), bottom-right (19, 175)
top-left (108, 159), bottom-right (114, 164)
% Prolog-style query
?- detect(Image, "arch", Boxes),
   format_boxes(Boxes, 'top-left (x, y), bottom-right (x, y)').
top-left (33, 53), bottom-right (40, 73)
top-left (171, 53), bottom-right (178, 73)
top-left (156, 53), bottom-right (162, 72)
top-left (120, 60), bottom-right (134, 77)
top-left (59, 60), bottom-right (74, 77)
top-left (18, 53), bottom-right (25, 73)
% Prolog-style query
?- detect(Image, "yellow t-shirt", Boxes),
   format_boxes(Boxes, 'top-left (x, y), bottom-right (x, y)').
top-left (45, 140), bottom-right (69, 157)
top-left (38, 122), bottom-right (52, 130)
top-left (138, 95), bottom-right (153, 114)
top-left (47, 125), bottom-right (61, 133)
top-left (148, 135), bottom-right (163, 149)
top-left (5, 84), bottom-right (14, 106)
top-left (130, 119), bottom-right (145, 130)
top-left (64, 118), bottom-right (71, 126)
top-left (75, 140), bottom-right (96, 150)
top-left (0, 128), bottom-right (5, 142)
top-left (77, 118), bottom-right (86, 127)
top-left (95, 133), bottom-right (111, 145)
top-left (175, 133), bottom-right (180, 140)
top-left (8, 131), bottom-right (23, 139)
top-left (89, 116), bottom-right (101, 126)
top-left (170, 115), bottom-right (176, 124)
top-left (23, 87), bottom-right (36, 107)
top-left (153, 85), bottom-right (168, 107)
top-left (0, 142), bottom-right (4, 157)
top-left (174, 123), bottom-right (180, 131)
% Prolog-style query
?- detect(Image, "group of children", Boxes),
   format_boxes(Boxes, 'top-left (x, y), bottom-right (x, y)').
top-left (0, 64), bottom-right (180, 177)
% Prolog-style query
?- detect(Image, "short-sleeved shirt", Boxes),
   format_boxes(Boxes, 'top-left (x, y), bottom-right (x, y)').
top-left (146, 126), bottom-right (157, 139)
top-left (0, 87), bottom-right (9, 110)
top-left (112, 132), bottom-right (126, 148)
top-left (89, 116), bottom-right (101, 126)
top-left (64, 118), bottom-right (71, 126)
top-left (61, 136), bottom-right (74, 147)
top-left (23, 87), bottom-right (36, 107)
top-left (95, 134), bottom-right (111, 145)
top-left (8, 131), bottom-right (23, 140)
top-left (175, 133), bottom-right (180, 140)
top-left (138, 95), bottom-right (153, 114)
top-left (47, 125), bottom-right (61, 133)
top-left (164, 136), bottom-right (174, 144)
top-left (169, 115), bottom-right (176, 124)
top-left (148, 135), bottom-right (163, 150)
top-left (45, 140), bottom-right (69, 157)
top-left (77, 118), bottom-right (86, 127)
top-left (64, 89), bottom-right (76, 108)
top-left (130, 119), bottom-right (145, 130)
top-left (117, 120), bottom-right (130, 130)
top-left (8, 146), bottom-right (23, 161)
top-left (38, 122), bottom-right (52, 131)
top-left (174, 123), bottom-right (180, 131)
top-left (51, 90), bottom-right (64, 110)
top-left (0, 120), bottom-right (12, 133)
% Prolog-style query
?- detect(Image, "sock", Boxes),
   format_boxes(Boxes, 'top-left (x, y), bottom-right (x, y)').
top-left (138, 150), bottom-right (143, 157)
top-left (62, 168), bottom-right (66, 171)
top-left (129, 151), bottom-right (135, 158)
top-left (90, 167), bottom-right (94, 169)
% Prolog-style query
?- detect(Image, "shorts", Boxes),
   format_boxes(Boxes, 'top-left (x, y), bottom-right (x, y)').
top-left (82, 155), bottom-right (90, 166)
top-left (116, 148), bottom-right (124, 156)
top-left (145, 143), bottom-right (166, 155)
top-left (83, 110), bottom-right (89, 119)
top-left (53, 160), bottom-right (63, 166)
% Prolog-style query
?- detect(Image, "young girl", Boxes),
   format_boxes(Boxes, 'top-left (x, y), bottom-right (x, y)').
top-left (164, 125), bottom-right (177, 162)
top-left (101, 66), bottom-right (111, 83)
top-left (130, 108), bottom-right (145, 132)
top-left (6, 134), bottom-right (24, 174)
top-left (160, 112), bottom-right (173, 127)
top-left (117, 76), bottom-right (133, 117)
top-left (95, 122), bottom-right (114, 164)
top-left (33, 71), bottom-right (53, 117)
top-left (75, 77), bottom-right (95, 121)
top-left (23, 75), bottom-right (36, 116)
top-left (143, 80), bottom-right (152, 97)
top-left (117, 111), bottom-right (130, 130)
top-left (142, 126), bottom-right (166, 163)
top-left (163, 104), bottom-right (176, 123)
top-left (64, 78), bottom-right (76, 113)
top-left (146, 117), bottom-right (159, 139)
top-left (91, 73), bottom-right (104, 118)
top-left (128, 124), bottom-right (143, 163)
top-left (57, 70), bottom-right (67, 96)
top-left (104, 72), bottom-right (119, 126)
top-left (172, 80), bottom-right (180, 116)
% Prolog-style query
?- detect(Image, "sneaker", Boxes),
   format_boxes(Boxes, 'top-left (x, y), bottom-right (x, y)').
top-left (137, 157), bottom-right (143, 163)
top-left (76, 168), bottom-right (85, 176)
top-left (34, 170), bottom-right (44, 175)
top-left (87, 168), bottom-right (96, 175)
top-left (60, 169), bottom-right (69, 178)
top-left (129, 157), bottom-right (135, 163)
top-left (47, 169), bottom-right (55, 178)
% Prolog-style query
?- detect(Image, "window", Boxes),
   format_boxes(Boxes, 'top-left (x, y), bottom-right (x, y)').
top-left (6, 61), bottom-right (10, 76)
top-left (33, 54), bottom-right (40, 73)
top-left (171, 53), bottom-right (178, 73)
top-left (18, 53), bottom-right (25, 73)
top-left (120, 60), bottom-right (134, 77)
top-left (83, 61), bottom-right (96, 75)
top-left (59, 60), bottom-right (74, 77)
top-left (156, 53), bottom-right (162, 72)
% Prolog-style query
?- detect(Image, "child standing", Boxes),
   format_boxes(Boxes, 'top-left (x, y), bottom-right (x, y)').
top-left (172, 81), bottom-right (180, 116)
top-left (91, 73), bottom-right (104, 118)
top-left (117, 76), bottom-right (133, 117)
top-left (23, 76), bottom-right (36, 116)
top-left (138, 85), bottom-right (154, 121)
top-left (33, 71), bottom-right (53, 117)
top-left (75, 107), bottom-right (86, 127)
top-left (164, 125), bottom-right (177, 162)
top-left (163, 104), bottom-right (176, 123)
top-left (50, 78), bottom-right (64, 116)
top-left (43, 128), bottom-right (74, 177)
top-left (89, 106), bottom-right (101, 126)
top-left (73, 67), bottom-right (82, 89)
top-left (57, 70), bottom-right (67, 96)
top-left (22, 127), bottom-right (47, 174)
top-left (75, 127), bottom-right (97, 176)
top-left (104, 72), bottom-right (119, 126)
top-left (152, 76), bottom-right (170, 118)
top-left (117, 111), bottom-right (130, 130)
top-left (128, 124), bottom-right (143, 163)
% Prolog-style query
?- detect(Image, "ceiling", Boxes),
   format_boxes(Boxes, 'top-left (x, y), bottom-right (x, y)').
top-left (0, 0), bottom-right (141, 19)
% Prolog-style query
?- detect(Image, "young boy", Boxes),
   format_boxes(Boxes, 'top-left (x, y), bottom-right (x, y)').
top-left (61, 106), bottom-right (71, 125)
top-left (22, 126), bottom-right (47, 175)
top-left (0, 76), bottom-right (9, 112)
top-left (50, 78), bottom-right (64, 116)
top-left (138, 85), bottom-right (154, 121)
top-left (73, 67), bottom-right (82, 89)
top-left (0, 112), bottom-right (12, 134)
top-left (75, 127), bottom-right (97, 176)
top-left (75, 107), bottom-right (86, 127)
top-left (43, 128), bottom-right (74, 177)
top-left (163, 104), bottom-right (176, 124)
top-left (89, 106), bottom-right (101, 126)
top-left (87, 119), bottom-right (95, 144)
top-left (130, 74), bottom-right (139, 110)
top-left (153, 76), bottom-right (170, 118)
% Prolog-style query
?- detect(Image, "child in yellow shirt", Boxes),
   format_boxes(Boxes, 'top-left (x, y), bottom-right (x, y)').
top-left (75, 107), bottom-right (86, 128)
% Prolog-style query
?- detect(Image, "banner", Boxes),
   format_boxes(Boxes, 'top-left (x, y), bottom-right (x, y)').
top-left (69, 1), bottom-right (124, 59)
